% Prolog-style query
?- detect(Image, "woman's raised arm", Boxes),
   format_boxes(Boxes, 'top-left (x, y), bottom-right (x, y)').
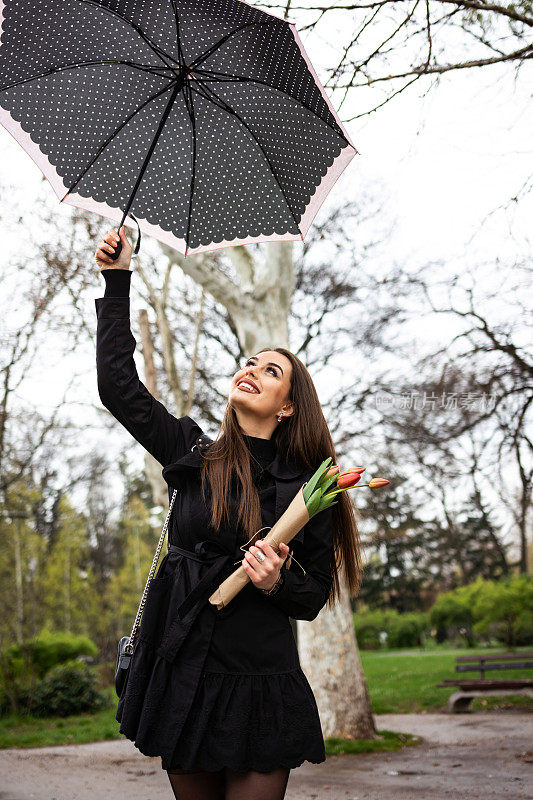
top-left (94, 227), bottom-right (202, 467)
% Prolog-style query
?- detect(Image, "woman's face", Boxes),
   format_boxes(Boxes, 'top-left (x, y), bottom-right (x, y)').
top-left (229, 351), bottom-right (294, 422)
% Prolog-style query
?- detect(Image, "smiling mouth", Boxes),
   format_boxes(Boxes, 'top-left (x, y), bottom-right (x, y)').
top-left (236, 382), bottom-right (260, 394)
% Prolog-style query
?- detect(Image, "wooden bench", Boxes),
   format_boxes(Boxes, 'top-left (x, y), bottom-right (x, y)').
top-left (436, 652), bottom-right (533, 713)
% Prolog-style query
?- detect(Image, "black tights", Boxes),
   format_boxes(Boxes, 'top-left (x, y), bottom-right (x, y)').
top-left (167, 765), bottom-right (291, 800)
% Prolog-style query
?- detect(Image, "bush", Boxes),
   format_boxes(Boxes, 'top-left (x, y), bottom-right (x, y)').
top-left (472, 575), bottom-right (533, 648)
top-left (387, 612), bottom-right (429, 648)
top-left (31, 661), bottom-right (108, 718)
top-left (430, 575), bottom-right (533, 647)
top-left (354, 608), bottom-right (430, 650)
top-left (3, 631), bottom-right (98, 680)
top-left (429, 579), bottom-right (484, 646)
top-left (0, 683), bottom-right (33, 717)
top-left (354, 608), bottom-right (389, 650)
top-left (0, 632), bottom-right (99, 716)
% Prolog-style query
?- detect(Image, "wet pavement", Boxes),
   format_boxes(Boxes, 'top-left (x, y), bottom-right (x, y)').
top-left (0, 712), bottom-right (531, 799)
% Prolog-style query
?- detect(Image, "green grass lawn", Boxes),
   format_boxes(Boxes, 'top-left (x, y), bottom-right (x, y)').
top-left (1, 645), bottom-right (530, 749)
top-left (325, 729), bottom-right (421, 755)
top-left (361, 644), bottom-right (533, 714)
top-left (0, 705), bottom-right (120, 748)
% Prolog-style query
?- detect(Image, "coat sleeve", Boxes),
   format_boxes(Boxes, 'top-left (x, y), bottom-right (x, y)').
top-left (263, 505), bottom-right (335, 621)
top-left (95, 292), bottom-right (202, 467)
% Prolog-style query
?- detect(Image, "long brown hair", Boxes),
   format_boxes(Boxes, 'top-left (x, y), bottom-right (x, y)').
top-left (200, 347), bottom-right (363, 606)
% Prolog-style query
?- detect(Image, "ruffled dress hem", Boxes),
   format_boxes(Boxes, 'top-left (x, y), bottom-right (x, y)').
top-left (164, 755), bottom-right (326, 774)
top-left (161, 667), bottom-right (327, 773)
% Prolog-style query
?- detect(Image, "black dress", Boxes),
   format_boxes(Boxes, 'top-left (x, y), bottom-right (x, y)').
top-left (97, 269), bottom-right (334, 774)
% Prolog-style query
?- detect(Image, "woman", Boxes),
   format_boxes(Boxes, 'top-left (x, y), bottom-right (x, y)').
top-left (94, 226), bottom-right (363, 800)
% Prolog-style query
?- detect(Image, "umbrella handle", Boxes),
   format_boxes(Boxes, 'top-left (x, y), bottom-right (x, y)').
top-left (108, 240), bottom-right (122, 261)
top-left (108, 214), bottom-right (141, 260)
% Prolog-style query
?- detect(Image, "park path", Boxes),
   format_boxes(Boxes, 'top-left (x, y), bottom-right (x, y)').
top-left (0, 712), bottom-right (531, 800)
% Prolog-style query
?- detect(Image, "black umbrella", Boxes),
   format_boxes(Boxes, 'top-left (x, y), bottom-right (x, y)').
top-left (0, 0), bottom-right (357, 257)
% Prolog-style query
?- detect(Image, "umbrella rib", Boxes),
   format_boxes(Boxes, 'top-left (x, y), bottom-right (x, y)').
top-left (189, 21), bottom-right (271, 72)
top-left (74, 0), bottom-right (179, 70)
top-left (190, 81), bottom-right (301, 233)
top-left (169, 0), bottom-right (187, 71)
top-left (62, 79), bottom-right (177, 200)
top-left (182, 81), bottom-right (198, 256)
top-left (115, 80), bottom-right (182, 236)
top-left (0, 60), bottom-right (173, 94)
top-left (194, 68), bottom-right (349, 145)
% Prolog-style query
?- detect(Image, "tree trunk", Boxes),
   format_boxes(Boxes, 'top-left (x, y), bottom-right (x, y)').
top-left (298, 579), bottom-right (377, 739)
top-left (138, 309), bottom-right (168, 510)
top-left (64, 544), bottom-right (71, 633)
top-left (133, 523), bottom-right (142, 595)
top-left (14, 521), bottom-right (23, 644)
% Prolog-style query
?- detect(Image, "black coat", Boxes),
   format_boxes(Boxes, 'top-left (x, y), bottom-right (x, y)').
top-left (95, 294), bottom-right (334, 772)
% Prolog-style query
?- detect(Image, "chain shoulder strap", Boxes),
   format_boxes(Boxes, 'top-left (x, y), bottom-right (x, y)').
top-left (124, 432), bottom-right (213, 655)
top-left (125, 488), bottom-right (177, 654)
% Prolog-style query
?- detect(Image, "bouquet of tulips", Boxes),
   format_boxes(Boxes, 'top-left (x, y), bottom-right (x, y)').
top-left (208, 458), bottom-right (389, 610)
top-left (304, 457), bottom-right (389, 514)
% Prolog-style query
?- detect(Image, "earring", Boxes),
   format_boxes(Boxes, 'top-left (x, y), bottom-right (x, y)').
top-left (277, 412), bottom-right (283, 422)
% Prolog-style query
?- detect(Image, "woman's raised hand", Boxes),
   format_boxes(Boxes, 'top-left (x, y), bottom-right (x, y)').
top-left (95, 225), bottom-right (132, 271)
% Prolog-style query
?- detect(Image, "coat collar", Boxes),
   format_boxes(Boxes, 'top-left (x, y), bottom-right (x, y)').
top-left (161, 444), bottom-right (310, 544)
top-left (162, 443), bottom-right (308, 482)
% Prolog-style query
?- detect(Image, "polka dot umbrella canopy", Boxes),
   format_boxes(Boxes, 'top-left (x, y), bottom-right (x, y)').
top-left (0, 0), bottom-right (358, 257)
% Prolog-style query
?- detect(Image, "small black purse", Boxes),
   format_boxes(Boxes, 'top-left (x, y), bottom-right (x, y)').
top-left (114, 433), bottom-right (212, 697)
top-left (114, 487), bottom-right (177, 697)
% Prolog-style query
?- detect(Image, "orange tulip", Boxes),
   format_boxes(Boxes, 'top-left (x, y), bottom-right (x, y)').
top-left (337, 467), bottom-right (365, 478)
top-left (368, 478), bottom-right (390, 488)
top-left (337, 472), bottom-right (362, 489)
top-left (324, 465), bottom-right (339, 479)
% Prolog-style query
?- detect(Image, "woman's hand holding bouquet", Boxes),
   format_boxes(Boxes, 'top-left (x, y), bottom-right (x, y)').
top-left (208, 458), bottom-right (389, 609)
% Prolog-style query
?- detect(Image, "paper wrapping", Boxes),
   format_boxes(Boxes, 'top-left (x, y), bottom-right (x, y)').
top-left (208, 483), bottom-right (310, 610)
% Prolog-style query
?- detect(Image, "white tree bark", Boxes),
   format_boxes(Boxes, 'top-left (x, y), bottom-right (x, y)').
top-left (138, 308), bottom-right (168, 510)
top-left (298, 580), bottom-right (377, 739)
top-left (159, 242), bottom-right (294, 353)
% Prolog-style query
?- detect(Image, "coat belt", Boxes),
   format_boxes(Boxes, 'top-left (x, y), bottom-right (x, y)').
top-left (156, 541), bottom-right (235, 663)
